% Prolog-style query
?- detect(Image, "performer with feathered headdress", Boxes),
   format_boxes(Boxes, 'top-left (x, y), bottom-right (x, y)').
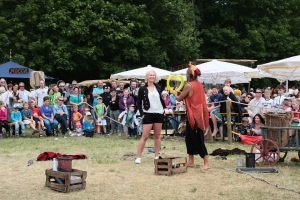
top-left (173, 61), bottom-right (210, 170)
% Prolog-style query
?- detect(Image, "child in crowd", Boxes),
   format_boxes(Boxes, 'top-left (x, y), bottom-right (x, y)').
top-left (290, 99), bottom-right (300, 145)
top-left (224, 78), bottom-right (234, 93)
top-left (94, 96), bottom-right (107, 137)
top-left (161, 90), bottom-right (173, 114)
top-left (11, 104), bottom-right (25, 137)
top-left (30, 101), bottom-right (46, 137)
top-left (237, 117), bottom-right (251, 136)
top-left (273, 85), bottom-right (285, 108)
top-left (281, 100), bottom-right (292, 111)
top-left (0, 101), bottom-right (10, 137)
top-left (21, 102), bottom-right (39, 135)
top-left (72, 105), bottom-right (82, 129)
top-left (209, 85), bottom-right (223, 137)
top-left (83, 111), bottom-right (95, 137)
top-left (261, 89), bottom-right (274, 114)
top-left (205, 89), bottom-right (212, 101)
top-left (118, 104), bottom-right (139, 140)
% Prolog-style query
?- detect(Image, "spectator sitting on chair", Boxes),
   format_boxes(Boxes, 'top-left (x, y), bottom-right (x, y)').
top-left (53, 97), bottom-right (71, 138)
top-left (40, 96), bottom-right (59, 137)
top-left (21, 102), bottom-right (39, 135)
top-left (250, 114), bottom-right (265, 136)
top-left (30, 101), bottom-right (45, 138)
top-left (209, 85), bottom-right (223, 137)
top-left (83, 111), bottom-right (95, 137)
top-left (0, 101), bottom-right (10, 137)
top-left (240, 93), bottom-right (253, 113)
top-left (237, 117), bottom-right (251, 136)
top-left (11, 104), bottom-right (25, 137)
top-left (9, 83), bottom-right (22, 108)
top-left (220, 86), bottom-right (242, 123)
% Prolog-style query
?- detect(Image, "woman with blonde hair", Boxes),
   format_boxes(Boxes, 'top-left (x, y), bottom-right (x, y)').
top-left (135, 70), bottom-right (166, 164)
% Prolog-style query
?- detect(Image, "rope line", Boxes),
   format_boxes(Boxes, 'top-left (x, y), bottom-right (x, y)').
top-left (218, 167), bottom-right (300, 194)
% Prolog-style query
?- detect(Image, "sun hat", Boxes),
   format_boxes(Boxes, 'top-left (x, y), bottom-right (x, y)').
top-left (86, 112), bottom-right (92, 116)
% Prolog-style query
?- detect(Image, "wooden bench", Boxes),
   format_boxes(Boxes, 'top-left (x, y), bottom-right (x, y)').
top-left (150, 129), bottom-right (175, 138)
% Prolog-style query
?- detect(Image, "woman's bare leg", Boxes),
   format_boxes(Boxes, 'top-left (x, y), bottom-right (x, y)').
top-left (153, 123), bottom-right (162, 157)
top-left (202, 155), bottom-right (210, 170)
top-left (187, 154), bottom-right (195, 167)
top-left (136, 124), bottom-right (153, 158)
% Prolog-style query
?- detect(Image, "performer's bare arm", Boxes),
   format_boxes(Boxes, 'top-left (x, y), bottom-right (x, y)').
top-left (173, 83), bottom-right (192, 101)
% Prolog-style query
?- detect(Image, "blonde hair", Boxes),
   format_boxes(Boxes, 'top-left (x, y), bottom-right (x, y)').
top-left (264, 89), bottom-right (272, 94)
top-left (242, 117), bottom-right (249, 122)
top-left (281, 100), bottom-right (289, 107)
top-left (293, 99), bottom-right (300, 105)
top-left (223, 86), bottom-right (230, 91)
top-left (206, 89), bottom-right (212, 94)
top-left (145, 70), bottom-right (161, 83)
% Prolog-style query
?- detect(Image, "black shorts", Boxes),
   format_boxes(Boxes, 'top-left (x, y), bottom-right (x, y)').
top-left (33, 118), bottom-right (40, 124)
top-left (143, 113), bottom-right (164, 124)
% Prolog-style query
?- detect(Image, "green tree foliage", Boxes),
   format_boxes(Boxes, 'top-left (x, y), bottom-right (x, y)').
top-left (0, 0), bottom-right (199, 80)
top-left (1, 0), bottom-right (300, 86)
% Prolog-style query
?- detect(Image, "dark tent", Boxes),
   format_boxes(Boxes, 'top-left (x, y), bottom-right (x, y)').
top-left (0, 61), bottom-right (54, 79)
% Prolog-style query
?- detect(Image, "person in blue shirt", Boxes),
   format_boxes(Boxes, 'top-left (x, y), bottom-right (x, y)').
top-left (83, 111), bottom-right (95, 137)
top-left (92, 80), bottom-right (104, 106)
top-left (11, 104), bottom-right (25, 137)
top-left (209, 85), bottom-right (223, 137)
top-left (40, 96), bottom-right (58, 137)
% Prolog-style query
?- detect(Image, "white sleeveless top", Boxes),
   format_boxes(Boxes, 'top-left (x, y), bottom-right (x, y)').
top-left (144, 87), bottom-right (164, 114)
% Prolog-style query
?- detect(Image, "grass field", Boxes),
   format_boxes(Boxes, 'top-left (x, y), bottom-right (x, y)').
top-left (0, 132), bottom-right (300, 200)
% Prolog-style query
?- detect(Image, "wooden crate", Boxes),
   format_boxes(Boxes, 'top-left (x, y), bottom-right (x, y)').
top-left (45, 169), bottom-right (87, 193)
top-left (154, 157), bottom-right (187, 176)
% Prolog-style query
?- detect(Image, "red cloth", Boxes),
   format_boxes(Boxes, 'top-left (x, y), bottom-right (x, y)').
top-left (185, 81), bottom-right (209, 130)
top-left (37, 151), bottom-right (87, 161)
top-left (240, 135), bottom-right (263, 145)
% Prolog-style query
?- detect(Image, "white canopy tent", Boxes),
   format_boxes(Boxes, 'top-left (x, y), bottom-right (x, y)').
top-left (171, 59), bottom-right (255, 84)
top-left (110, 65), bottom-right (171, 80)
top-left (245, 69), bottom-right (295, 83)
top-left (257, 55), bottom-right (300, 88)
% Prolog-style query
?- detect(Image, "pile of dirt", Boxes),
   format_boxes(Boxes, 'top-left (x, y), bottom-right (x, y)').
top-left (210, 148), bottom-right (246, 156)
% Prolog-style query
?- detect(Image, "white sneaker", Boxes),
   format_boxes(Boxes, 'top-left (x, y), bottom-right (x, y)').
top-left (67, 129), bottom-right (72, 135)
top-left (154, 156), bottom-right (159, 159)
top-left (135, 158), bottom-right (141, 164)
top-left (63, 136), bottom-right (67, 139)
top-left (118, 133), bottom-right (122, 136)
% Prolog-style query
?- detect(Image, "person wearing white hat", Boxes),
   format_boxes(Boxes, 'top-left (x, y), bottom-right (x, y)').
top-left (83, 111), bottom-right (95, 137)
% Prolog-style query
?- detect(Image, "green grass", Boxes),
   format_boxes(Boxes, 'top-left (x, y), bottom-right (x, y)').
top-left (0, 131), bottom-right (300, 200)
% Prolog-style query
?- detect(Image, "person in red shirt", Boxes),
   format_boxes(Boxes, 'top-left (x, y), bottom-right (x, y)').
top-left (173, 62), bottom-right (210, 170)
top-left (30, 101), bottom-right (46, 137)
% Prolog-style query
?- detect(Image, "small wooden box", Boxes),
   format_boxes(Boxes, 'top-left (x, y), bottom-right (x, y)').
top-left (154, 157), bottom-right (187, 176)
top-left (45, 169), bottom-right (87, 193)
